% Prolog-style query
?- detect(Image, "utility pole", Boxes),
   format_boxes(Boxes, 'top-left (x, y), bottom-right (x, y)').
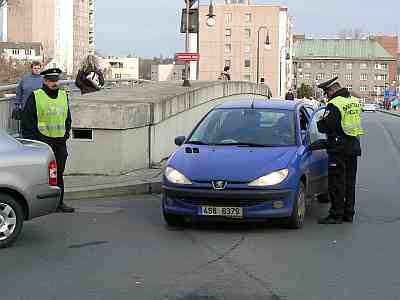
top-left (183, 0), bottom-right (191, 87)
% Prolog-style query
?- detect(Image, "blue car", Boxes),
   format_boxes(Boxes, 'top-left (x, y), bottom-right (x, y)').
top-left (162, 98), bottom-right (328, 229)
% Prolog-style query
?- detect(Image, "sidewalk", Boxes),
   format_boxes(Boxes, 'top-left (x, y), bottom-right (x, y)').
top-left (378, 109), bottom-right (400, 117)
top-left (64, 168), bottom-right (163, 200)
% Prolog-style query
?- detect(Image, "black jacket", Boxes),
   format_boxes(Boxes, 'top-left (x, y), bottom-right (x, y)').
top-left (317, 88), bottom-right (362, 156)
top-left (21, 85), bottom-right (72, 149)
top-left (75, 66), bottom-right (105, 95)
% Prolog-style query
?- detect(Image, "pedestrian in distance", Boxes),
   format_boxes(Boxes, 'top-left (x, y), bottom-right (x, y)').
top-left (285, 90), bottom-right (295, 100)
top-left (75, 55), bottom-right (105, 95)
top-left (309, 77), bottom-right (364, 224)
top-left (21, 68), bottom-right (75, 213)
top-left (219, 66), bottom-right (231, 81)
top-left (12, 61), bottom-right (43, 120)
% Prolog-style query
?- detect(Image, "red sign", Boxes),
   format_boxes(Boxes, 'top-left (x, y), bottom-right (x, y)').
top-left (176, 52), bottom-right (200, 62)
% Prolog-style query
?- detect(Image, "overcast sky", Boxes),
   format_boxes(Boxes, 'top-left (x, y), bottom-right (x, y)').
top-left (1, 1), bottom-right (399, 57)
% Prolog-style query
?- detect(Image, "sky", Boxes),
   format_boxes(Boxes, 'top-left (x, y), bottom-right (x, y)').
top-left (94, 0), bottom-right (399, 58)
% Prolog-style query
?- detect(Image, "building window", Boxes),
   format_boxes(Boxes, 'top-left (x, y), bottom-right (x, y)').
top-left (244, 44), bottom-right (251, 53)
top-left (12, 49), bottom-right (19, 55)
top-left (332, 73), bottom-right (340, 79)
top-left (333, 63), bottom-right (340, 71)
top-left (25, 49), bottom-right (32, 55)
top-left (244, 28), bottom-right (251, 39)
top-left (225, 28), bottom-right (231, 37)
top-left (244, 74), bottom-right (251, 81)
top-left (244, 58), bottom-right (251, 68)
top-left (320, 62), bottom-right (326, 69)
top-left (345, 73), bottom-right (353, 81)
top-left (115, 74), bottom-right (122, 79)
top-left (375, 63), bottom-right (388, 70)
top-left (316, 73), bottom-right (325, 80)
top-left (360, 85), bottom-right (368, 92)
top-left (375, 74), bottom-right (387, 81)
top-left (225, 60), bottom-right (231, 68)
top-left (224, 44), bottom-right (232, 53)
top-left (304, 62), bottom-right (311, 69)
top-left (346, 85), bottom-right (353, 91)
top-left (346, 63), bottom-right (353, 70)
top-left (360, 63), bottom-right (368, 70)
top-left (360, 74), bottom-right (368, 81)
top-left (305, 73), bottom-right (311, 80)
top-left (244, 12), bottom-right (252, 23)
top-left (224, 13), bottom-right (232, 25)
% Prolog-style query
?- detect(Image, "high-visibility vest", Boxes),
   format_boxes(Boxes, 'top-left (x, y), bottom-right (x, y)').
top-left (329, 96), bottom-right (364, 137)
top-left (34, 89), bottom-right (68, 138)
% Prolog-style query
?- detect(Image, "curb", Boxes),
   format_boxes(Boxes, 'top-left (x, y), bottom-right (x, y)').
top-left (64, 180), bottom-right (162, 200)
top-left (378, 110), bottom-right (400, 117)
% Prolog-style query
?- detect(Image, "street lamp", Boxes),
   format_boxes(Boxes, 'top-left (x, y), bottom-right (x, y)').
top-left (182, 0), bottom-right (215, 87)
top-left (256, 26), bottom-right (271, 85)
top-left (279, 46), bottom-right (290, 98)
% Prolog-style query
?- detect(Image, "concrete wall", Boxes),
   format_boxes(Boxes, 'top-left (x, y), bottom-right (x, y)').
top-left (66, 81), bottom-right (270, 175)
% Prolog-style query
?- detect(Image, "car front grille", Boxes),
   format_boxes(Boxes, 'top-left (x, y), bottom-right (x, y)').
top-left (176, 198), bottom-right (268, 208)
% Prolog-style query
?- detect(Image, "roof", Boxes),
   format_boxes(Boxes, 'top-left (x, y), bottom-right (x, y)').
top-left (294, 39), bottom-right (396, 60)
top-left (217, 99), bottom-right (300, 110)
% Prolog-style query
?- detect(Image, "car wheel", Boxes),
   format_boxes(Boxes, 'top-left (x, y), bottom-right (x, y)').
top-left (286, 182), bottom-right (306, 229)
top-left (0, 193), bottom-right (24, 248)
top-left (317, 193), bottom-right (329, 203)
top-left (163, 207), bottom-right (184, 227)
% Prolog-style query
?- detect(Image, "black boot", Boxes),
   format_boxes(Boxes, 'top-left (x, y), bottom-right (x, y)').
top-left (57, 203), bottom-right (75, 213)
top-left (318, 215), bottom-right (342, 224)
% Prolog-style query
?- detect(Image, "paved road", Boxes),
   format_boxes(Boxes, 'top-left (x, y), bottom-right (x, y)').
top-left (2, 112), bottom-right (400, 300)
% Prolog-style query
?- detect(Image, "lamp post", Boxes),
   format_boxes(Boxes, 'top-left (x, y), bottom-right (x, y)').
top-left (279, 46), bottom-right (290, 98)
top-left (256, 26), bottom-right (271, 85)
top-left (182, 0), bottom-right (216, 87)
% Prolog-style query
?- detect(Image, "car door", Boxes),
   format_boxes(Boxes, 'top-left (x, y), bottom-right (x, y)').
top-left (307, 107), bottom-right (329, 195)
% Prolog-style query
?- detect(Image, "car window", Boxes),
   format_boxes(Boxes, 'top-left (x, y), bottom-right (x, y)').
top-left (188, 108), bottom-right (296, 146)
top-left (305, 107), bottom-right (314, 117)
top-left (299, 109), bottom-right (309, 131)
top-left (309, 108), bottom-right (327, 144)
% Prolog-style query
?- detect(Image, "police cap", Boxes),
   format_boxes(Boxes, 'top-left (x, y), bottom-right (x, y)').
top-left (317, 76), bottom-right (339, 92)
top-left (40, 68), bottom-right (62, 80)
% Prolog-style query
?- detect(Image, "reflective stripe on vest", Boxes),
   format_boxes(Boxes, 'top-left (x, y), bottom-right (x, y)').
top-left (329, 96), bottom-right (364, 137)
top-left (34, 89), bottom-right (68, 138)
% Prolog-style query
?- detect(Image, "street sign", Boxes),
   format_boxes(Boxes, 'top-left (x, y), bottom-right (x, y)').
top-left (176, 52), bottom-right (200, 62)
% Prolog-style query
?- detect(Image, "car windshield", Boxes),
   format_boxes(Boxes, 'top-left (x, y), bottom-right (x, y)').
top-left (188, 108), bottom-right (296, 147)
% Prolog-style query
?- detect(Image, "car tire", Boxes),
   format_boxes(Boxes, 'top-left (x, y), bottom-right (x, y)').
top-left (163, 207), bottom-right (184, 227)
top-left (317, 193), bottom-right (330, 203)
top-left (285, 182), bottom-right (306, 229)
top-left (0, 193), bottom-right (24, 248)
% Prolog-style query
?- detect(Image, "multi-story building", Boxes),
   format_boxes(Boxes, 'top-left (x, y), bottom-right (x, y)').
top-left (151, 64), bottom-right (185, 81)
top-left (0, 41), bottom-right (44, 61)
top-left (5, 0), bottom-right (92, 76)
top-left (88, 0), bottom-right (95, 55)
top-left (293, 38), bottom-right (397, 102)
top-left (197, 0), bottom-right (293, 97)
top-left (103, 56), bottom-right (139, 80)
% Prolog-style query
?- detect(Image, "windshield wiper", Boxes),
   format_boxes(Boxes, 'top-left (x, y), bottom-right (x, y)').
top-left (213, 142), bottom-right (274, 147)
top-left (186, 141), bottom-right (210, 145)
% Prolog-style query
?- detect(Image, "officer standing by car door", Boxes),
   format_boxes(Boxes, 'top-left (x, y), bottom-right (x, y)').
top-left (310, 77), bottom-right (363, 224)
top-left (21, 68), bottom-right (75, 213)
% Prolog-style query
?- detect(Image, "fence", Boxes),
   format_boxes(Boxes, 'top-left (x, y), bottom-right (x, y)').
top-left (0, 78), bottom-right (150, 135)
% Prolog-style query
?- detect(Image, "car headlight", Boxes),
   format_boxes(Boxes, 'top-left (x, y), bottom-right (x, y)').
top-left (165, 167), bottom-right (192, 185)
top-left (248, 169), bottom-right (289, 187)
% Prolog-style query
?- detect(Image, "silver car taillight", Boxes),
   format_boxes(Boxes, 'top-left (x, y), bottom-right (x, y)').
top-left (48, 160), bottom-right (57, 186)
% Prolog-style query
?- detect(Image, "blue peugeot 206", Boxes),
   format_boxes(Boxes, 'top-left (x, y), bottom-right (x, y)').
top-left (162, 98), bottom-right (328, 229)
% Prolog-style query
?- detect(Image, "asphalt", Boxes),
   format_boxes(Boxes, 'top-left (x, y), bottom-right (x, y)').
top-left (2, 112), bottom-right (400, 300)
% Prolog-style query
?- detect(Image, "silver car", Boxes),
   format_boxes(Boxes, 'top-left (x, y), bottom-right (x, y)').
top-left (0, 130), bottom-right (60, 248)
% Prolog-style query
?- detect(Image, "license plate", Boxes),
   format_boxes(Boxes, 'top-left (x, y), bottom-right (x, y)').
top-left (199, 206), bottom-right (243, 218)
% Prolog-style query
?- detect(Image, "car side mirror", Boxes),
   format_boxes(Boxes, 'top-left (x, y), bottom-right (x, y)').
top-left (174, 136), bottom-right (186, 146)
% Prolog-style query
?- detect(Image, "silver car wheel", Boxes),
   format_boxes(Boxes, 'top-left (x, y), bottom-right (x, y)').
top-left (0, 203), bottom-right (17, 241)
top-left (297, 188), bottom-right (306, 222)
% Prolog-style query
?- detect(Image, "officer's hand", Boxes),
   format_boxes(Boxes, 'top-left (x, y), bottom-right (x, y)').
top-left (309, 139), bottom-right (327, 151)
top-left (11, 106), bottom-right (22, 120)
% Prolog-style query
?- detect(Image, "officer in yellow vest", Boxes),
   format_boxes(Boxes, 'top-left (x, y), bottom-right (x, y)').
top-left (310, 76), bottom-right (363, 224)
top-left (21, 68), bottom-right (74, 213)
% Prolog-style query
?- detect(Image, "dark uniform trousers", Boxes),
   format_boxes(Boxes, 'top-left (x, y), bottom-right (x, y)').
top-left (328, 153), bottom-right (358, 218)
top-left (50, 142), bottom-right (68, 206)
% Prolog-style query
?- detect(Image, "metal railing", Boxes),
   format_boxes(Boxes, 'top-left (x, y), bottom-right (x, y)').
top-left (0, 78), bottom-right (150, 134)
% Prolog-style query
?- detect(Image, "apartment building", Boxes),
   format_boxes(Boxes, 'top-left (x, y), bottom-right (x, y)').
top-left (0, 41), bottom-right (43, 61)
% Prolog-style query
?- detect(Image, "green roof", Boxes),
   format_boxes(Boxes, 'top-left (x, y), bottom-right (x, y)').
top-left (294, 39), bottom-right (396, 60)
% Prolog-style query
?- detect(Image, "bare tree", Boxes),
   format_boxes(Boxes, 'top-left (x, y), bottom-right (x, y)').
top-left (0, 56), bottom-right (31, 84)
top-left (0, 0), bottom-right (7, 7)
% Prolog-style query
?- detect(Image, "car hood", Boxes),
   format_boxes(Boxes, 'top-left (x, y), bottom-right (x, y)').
top-left (168, 145), bottom-right (298, 182)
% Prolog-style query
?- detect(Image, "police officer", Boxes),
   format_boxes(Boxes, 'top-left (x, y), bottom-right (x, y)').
top-left (310, 77), bottom-right (363, 224)
top-left (21, 68), bottom-right (75, 213)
